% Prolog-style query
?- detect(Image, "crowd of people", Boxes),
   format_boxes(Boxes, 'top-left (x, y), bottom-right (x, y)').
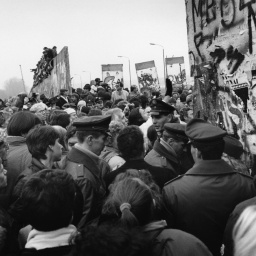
top-left (0, 78), bottom-right (254, 256)
top-left (30, 46), bottom-right (58, 87)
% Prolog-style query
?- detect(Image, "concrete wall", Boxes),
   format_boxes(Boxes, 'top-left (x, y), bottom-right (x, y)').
top-left (31, 46), bottom-right (71, 98)
top-left (185, 0), bottom-right (256, 155)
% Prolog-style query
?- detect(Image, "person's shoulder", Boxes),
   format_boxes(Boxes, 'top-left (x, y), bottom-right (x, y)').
top-left (159, 229), bottom-right (212, 255)
top-left (108, 155), bottom-right (125, 171)
top-left (124, 90), bottom-right (129, 95)
top-left (164, 174), bottom-right (185, 187)
top-left (236, 171), bottom-right (254, 180)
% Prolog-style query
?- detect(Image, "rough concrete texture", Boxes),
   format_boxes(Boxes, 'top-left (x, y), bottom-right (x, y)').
top-left (31, 46), bottom-right (71, 98)
top-left (185, 0), bottom-right (256, 156)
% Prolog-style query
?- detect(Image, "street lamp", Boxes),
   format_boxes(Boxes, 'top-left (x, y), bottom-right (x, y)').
top-left (74, 74), bottom-right (82, 88)
top-left (118, 55), bottom-right (131, 88)
top-left (150, 43), bottom-right (167, 86)
top-left (82, 71), bottom-right (91, 84)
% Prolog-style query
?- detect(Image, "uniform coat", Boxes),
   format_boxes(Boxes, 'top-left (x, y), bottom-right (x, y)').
top-left (163, 159), bottom-right (256, 256)
top-left (145, 140), bottom-right (193, 176)
top-left (65, 146), bottom-right (110, 228)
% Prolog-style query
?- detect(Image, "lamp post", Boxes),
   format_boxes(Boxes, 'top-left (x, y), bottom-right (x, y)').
top-left (150, 43), bottom-right (166, 86)
top-left (74, 74), bottom-right (82, 88)
top-left (19, 65), bottom-right (27, 93)
top-left (82, 71), bottom-right (91, 84)
top-left (118, 55), bottom-right (131, 89)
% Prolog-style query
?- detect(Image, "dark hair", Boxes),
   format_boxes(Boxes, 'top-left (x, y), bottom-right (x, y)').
top-left (130, 85), bottom-right (137, 92)
top-left (81, 106), bottom-right (91, 114)
top-left (26, 126), bottom-right (60, 160)
top-left (50, 113), bottom-right (70, 129)
top-left (193, 140), bottom-right (225, 160)
top-left (7, 112), bottom-right (41, 136)
top-left (117, 125), bottom-right (144, 160)
top-left (139, 95), bottom-right (149, 109)
top-left (98, 91), bottom-right (111, 101)
top-left (128, 108), bottom-right (145, 126)
top-left (147, 125), bottom-right (157, 146)
top-left (76, 130), bottom-right (103, 143)
top-left (88, 109), bottom-right (102, 116)
top-left (129, 98), bottom-right (141, 108)
top-left (21, 169), bottom-right (76, 231)
top-left (179, 93), bottom-right (187, 103)
top-left (47, 109), bottom-right (66, 124)
top-left (103, 178), bottom-right (154, 227)
top-left (113, 99), bottom-right (123, 107)
top-left (104, 101), bottom-right (113, 109)
top-left (72, 225), bottom-right (152, 256)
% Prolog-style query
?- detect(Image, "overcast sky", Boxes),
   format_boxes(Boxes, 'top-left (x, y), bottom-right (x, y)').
top-left (0, 0), bottom-right (189, 91)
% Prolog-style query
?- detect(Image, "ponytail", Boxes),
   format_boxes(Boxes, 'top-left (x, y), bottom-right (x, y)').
top-left (119, 202), bottom-right (138, 227)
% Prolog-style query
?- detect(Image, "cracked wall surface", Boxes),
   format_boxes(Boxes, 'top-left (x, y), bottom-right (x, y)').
top-left (31, 47), bottom-right (71, 98)
top-left (185, 0), bottom-right (256, 155)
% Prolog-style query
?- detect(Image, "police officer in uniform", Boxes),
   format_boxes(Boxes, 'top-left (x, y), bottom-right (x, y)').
top-left (145, 123), bottom-right (193, 175)
top-left (65, 115), bottom-right (112, 228)
top-left (162, 118), bottom-right (256, 256)
top-left (150, 99), bottom-right (178, 138)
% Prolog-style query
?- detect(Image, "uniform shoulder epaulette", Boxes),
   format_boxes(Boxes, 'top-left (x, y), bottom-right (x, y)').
top-left (164, 174), bottom-right (184, 186)
top-left (76, 164), bottom-right (84, 178)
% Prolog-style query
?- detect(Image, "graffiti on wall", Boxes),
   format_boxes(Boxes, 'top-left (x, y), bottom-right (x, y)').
top-left (31, 47), bottom-right (71, 98)
top-left (186, 0), bottom-right (256, 155)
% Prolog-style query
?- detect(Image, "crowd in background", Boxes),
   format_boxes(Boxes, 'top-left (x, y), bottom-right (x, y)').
top-left (0, 78), bottom-right (255, 256)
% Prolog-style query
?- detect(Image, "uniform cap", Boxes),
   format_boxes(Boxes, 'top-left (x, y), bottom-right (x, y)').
top-left (164, 123), bottom-right (187, 141)
top-left (185, 118), bottom-right (227, 144)
top-left (73, 115), bottom-right (111, 134)
top-left (224, 135), bottom-right (243, 159)
top-left (150, 99), bottom-right (175, 115)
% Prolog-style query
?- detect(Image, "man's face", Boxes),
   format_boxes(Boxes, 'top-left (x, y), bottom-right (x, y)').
top-left (67, 135), bottom-right (78, 151)
top-left (71, 96), bottom-right (78, 104)
top-left (168, 138), bottom-right (185, 156)
top-left (91, 134), bottom-right (108, 155)
top-left (152, 113), bottom-right (172, 137)
top-left (190, 143), bottom-right (199, 162)
top-left (51, 138), bottom-right (63, 161)
top-left (64, 91), bottom-right (68, 97)
top-left (116, 84), bottom-right (122, 91)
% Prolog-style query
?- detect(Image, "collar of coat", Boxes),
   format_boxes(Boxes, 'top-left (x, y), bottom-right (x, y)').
top-left (186, 159), bottom-right (236, 175)
top-left (67, 146), bottom-right (100, 178)
top-left (153, 139), bottom-right (179, 164)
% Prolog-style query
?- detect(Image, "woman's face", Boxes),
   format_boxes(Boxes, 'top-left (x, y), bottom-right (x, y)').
top-left (140, 107), bottom-right (151, 121)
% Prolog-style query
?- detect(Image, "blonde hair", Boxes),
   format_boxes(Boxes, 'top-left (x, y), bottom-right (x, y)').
top-left (233, 205), bottom-right (256, 256)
